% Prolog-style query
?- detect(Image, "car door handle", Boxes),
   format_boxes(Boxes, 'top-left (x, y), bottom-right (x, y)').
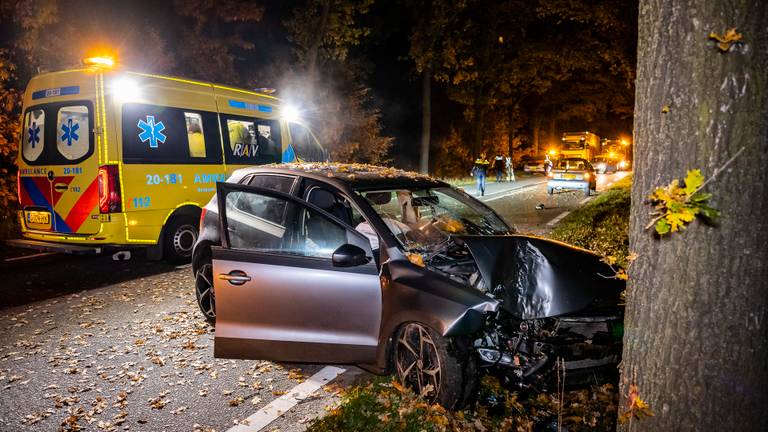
top-left (218, 270), bottom-right (251, 285)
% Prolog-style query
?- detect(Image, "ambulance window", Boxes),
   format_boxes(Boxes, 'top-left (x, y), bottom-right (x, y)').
top-left (223, 116), bottom-right (281, 165)
top-left (57, 106), bottom-right (90, 161)
top-left (289, 122), bottom-right (324, 162)
top-left (122, 103), bottom-right (222, 165)
top-left (22, 109), bottom-right (45, 162)
top-left (185, 112), bottom-right (206, 158)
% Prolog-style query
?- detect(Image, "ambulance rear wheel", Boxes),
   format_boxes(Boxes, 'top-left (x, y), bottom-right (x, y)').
top-left (164, 216), bottom-right (198, 264)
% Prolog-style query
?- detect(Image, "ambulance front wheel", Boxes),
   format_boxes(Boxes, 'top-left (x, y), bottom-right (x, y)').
top-left (164, 216), bottom-right (198, 264)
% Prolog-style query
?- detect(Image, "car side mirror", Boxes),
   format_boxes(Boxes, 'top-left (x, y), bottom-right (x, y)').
top-left (332, 244), bottom-right (370, 267)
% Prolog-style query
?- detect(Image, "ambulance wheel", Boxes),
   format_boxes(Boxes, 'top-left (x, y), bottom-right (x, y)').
top-left (164, 216), bottom-right (198, 264)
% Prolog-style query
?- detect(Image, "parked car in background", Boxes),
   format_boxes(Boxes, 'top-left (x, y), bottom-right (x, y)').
top-left (547, 157), bottom-right (597, 197)
top-left (193, 163), bottom-right (624, 408)
top-left (523, 159), bottom-right (548, 174)
top-left (592, 156), bottom-right (618, 174)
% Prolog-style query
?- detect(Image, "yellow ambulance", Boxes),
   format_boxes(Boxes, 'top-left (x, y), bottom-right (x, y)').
top-left (13, 58), bottom-right (326, 262)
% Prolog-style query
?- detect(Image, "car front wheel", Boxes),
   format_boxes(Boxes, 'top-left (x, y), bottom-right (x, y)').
top-left (195, 259), bottom-right (216, 324)
top-left (393, 323), bottom-right (477, 409)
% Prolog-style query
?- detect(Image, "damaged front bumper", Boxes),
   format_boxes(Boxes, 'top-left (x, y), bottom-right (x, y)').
top-left (457, 235), bottom-right (625, 388)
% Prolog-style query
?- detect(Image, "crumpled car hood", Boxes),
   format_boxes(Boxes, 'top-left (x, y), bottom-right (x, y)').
top-left (459, 235), bottom-right (624, 319)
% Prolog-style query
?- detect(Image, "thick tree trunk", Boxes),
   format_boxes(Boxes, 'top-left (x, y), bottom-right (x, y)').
top-left (307, 0), bottom-right (331, 81)
top-left (532, 114), bottom-right (540, 157)
top-left (620, 1), bottom-right (768, 431)
top-left (419, 70), bottom-right (431, 174)
top-left (471, 85), bottom-right (485, 158)
top-left (547, 114), bottom-right (556, 152)
top-left (507, 105), bottom-right (515, 161)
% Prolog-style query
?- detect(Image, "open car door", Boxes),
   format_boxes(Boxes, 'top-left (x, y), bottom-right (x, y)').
top-left (212, 182), bottom-right (381, 364)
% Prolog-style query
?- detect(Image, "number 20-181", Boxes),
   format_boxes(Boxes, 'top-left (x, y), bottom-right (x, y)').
top-left (146, 174), bottom-right (182, 185)
top-left (132, 197), bottom-right (151, 208)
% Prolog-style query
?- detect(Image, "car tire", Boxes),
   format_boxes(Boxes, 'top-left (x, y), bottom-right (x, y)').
top-left (393, 323), bottom-right (477, 409)
top-left (194, 254), bottom-right (216, 325)
top-left (163, 216), bottom-right (198, 264)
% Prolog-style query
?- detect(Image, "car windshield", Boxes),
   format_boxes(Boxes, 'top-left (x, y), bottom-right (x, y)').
top-left (358, 186), bottom-right (511, 251)
top-left (555, 159), bottom-right (587, 170)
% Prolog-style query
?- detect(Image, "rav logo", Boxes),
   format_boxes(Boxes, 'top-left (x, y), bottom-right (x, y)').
top-left (233, 142), bottom-right (259, 157)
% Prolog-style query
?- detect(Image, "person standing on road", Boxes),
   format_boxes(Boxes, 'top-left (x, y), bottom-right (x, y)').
top-left (471, 153), bottom-right (490, 196)
top-left (493, 154), bottom-right (505, 182)
top-left (506, 155), bottom-right (515, 181)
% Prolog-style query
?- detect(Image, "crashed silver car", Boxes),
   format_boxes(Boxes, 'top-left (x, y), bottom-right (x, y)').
top-left (192, 163), bottom-right (624, 408)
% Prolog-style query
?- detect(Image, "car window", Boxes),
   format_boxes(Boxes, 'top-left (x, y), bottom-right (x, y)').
top-left (555, 159), bottom-right (587, 170)
top-left (225, 189), bottom-right (349, 258)
top-left (247, 175), bottom-right (296, 193)
top-left (361, 186), bottom-right (509, 251)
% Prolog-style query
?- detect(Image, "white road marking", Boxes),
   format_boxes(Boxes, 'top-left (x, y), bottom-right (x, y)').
top-left (481, 181), bottom-right (548, 202)
top-left (546, 210), bottom-right (572, 227)
top-left (3, 252), bottom-right (55, 262)
top-left (579, 196), bottom-right (592, 205)
top-left (227, 366), bottom-right (346, 432)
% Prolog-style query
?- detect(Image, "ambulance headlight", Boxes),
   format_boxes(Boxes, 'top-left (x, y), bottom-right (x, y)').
top-left (111, 77), bottom-right (140, 102)
top-left (281, 105), bottom-right (301, 123)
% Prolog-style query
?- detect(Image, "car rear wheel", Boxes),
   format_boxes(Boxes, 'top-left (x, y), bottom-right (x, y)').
top-left (393, 323), bottom-right (477, 409)
top-left (195, 259), bottom-right (216, 324)
top-left (164, 216), bottom-right (198, 263)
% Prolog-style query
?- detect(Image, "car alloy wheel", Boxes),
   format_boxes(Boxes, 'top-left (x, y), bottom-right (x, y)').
top-left (394, 323), bottom-right (442, 400)
top-left (195, 262), bottom-right (216, 323)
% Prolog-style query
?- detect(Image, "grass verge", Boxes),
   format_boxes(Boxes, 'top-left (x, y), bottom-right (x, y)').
top-left (308, 377), bottom-right (617, 432)
top-left (548, 175), bottom-right (632, 267)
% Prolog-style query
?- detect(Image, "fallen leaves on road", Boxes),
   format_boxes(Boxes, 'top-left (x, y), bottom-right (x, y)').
top-left (1, 268), bottom-right (320, 431)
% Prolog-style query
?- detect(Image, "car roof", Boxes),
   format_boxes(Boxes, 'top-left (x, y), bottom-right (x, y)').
top-left (231, 163), bottom-right (446, 191)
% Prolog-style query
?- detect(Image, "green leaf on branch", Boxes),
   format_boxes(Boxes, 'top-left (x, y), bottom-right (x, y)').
top-left (655, 219), bottom-right (670, 235)
top-left (646, 169), bottom-right (719, 236)
top-left (683, 169), bottom-right (704, 194)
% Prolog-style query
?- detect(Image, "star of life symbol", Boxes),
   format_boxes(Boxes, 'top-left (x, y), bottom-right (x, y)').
top-left (28, 122), bottom-right (40, 148)
top-left (137, 115), bottom-right (166, 148)
top-left (60, 118), bottom-right (80, 146)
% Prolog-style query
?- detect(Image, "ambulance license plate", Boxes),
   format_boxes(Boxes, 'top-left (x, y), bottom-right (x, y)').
top-left (26, 211), bottom-right (51, 225)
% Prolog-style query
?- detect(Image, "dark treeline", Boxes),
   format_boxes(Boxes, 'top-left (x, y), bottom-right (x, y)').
top-left (0, 0), bottom-right (637, 233)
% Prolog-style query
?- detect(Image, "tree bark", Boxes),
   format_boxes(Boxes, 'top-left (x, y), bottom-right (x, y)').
top-left (471, 84), bottom-right (485, 158)
top-left (620, 1), bottom-right (768, 431)
top-left (507, 104), bottom-right (515, 162)
top-left (307, 0), bottom-right (331, 82)
top-left (419, 70), bottom-right (431, 174)
top-left (532, 112), bottom-right (541, 157)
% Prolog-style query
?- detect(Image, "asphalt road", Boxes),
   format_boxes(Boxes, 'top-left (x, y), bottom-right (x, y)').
top-left (0, 171), bottom-right (627, 432)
